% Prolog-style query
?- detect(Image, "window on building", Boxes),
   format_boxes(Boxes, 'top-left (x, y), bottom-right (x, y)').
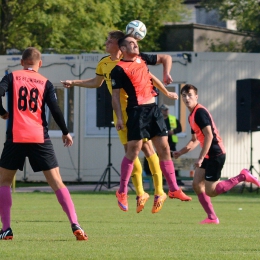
top-left (160, 83), bottom-right (186, 133)
top-left (46, 86), bottom-right (74, 134)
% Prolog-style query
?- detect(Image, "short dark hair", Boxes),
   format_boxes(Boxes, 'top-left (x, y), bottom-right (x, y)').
top-left (181, 84), bottom-right (198, 95)
top-left (108, 30), bottom-right (125, 40)
top-left (22, 47), bottom-right (41, 62)
top-left (118, 34), bottom-right (133, 48)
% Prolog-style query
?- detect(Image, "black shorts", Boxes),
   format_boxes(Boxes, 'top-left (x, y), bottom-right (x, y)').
top-left (0, 139), bottom-right (59, 172)
top-left (201, 154), bottom-right (226, 182)
top-left (126, 103), bottom-right (168, 141)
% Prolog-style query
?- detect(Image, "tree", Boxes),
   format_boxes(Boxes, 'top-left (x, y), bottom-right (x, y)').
top-left (201, 0), bottom-right (260, 33)
top-left (0, 0), bottom-right (188, 54)
top-left (0, 0), bottom-right (121, 54)
top-left (115, 0), bottom-right (189, 51)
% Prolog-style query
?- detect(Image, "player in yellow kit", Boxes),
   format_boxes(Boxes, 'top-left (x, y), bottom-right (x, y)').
top-left (61, 30), bottom-right (191, 213)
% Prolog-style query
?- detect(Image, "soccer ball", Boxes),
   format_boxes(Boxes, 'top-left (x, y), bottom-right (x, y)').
top-left (125, 20), bottom-right (147, 40)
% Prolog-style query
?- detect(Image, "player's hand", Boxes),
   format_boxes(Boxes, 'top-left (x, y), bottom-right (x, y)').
top-left (115, 119), bottom-right (124, 131)
top-left (62, 134), bottom-right (73, 147)
top-left (167, 92), bottom-right (178, 100)
top-left (0, 112), bottom-right (9, 120)
top-left (168, 130), bottom-right (174, 136)
top-left (163, 74), bottom-right (173, 85)
top-left (194, 158), bottom-right (203, 168)
top-left (173, 151), bottom-right (181, 159)
top-left (60, 80), bottom-right (74, 88)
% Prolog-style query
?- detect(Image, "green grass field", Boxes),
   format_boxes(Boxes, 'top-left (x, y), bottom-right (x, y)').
top-left (1, 191), bottom-right (260, 260)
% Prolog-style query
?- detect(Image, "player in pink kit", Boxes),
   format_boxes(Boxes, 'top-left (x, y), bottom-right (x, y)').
top-left (0, 47), bottom-right (87, 240)
top-left (174, 84), bottom-right (260, 224)
top-left (111, 35), bottom-right (191, 212)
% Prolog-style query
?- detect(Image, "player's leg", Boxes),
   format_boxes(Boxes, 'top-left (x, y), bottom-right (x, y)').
top-left (43, 168), bottom-right (87, 240)
top-left (123, 144), bottom-right (146, 197)
top-left (29, 141), bottom-right (87, 240)
top-left (213, 155), bottom-right (260, 195)
top-left (116, 111), bottom-right (146, 197)
top-left (215, 169), bottom-right (260, 194)
top-left (141, 140), bottom-right (166, 213)
top-left (193, 166), bottom-right (218, 224)
top-left (141, 140), bottom-right (164, 196)
top-left (0, 142), bottom-right (25, 240)
top-left (152, 136), bottom-right (191, 201)
top-left (0, 168), bottom-right (15, 240)
top-left (116, 140), bottom-right (143, 211)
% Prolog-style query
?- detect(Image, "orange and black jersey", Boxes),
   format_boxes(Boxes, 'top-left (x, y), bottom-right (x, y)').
top-left (111, 55), bottom-right (157, 107)
top-left (0, 70), bottom-right (68, 143)
top-left (189, 104), bottom-right (225, 158)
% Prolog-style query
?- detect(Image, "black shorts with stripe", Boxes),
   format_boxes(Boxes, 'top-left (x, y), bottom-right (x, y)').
top-left (126, 103), bottom-right (168, 141)
top-left (0, 139), bottom-right (58, 172)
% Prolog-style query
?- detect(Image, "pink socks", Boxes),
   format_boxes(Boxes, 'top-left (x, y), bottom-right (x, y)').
top-left (118, 157), bottom-right (134, 194)
top-left (159, 160), bottom-right (179, 191)
top-left (55, 187), bottom-right (78, 225)
top-left (198, 192), bottom-right (217, 220)
top-left (215, 174), bottom-right (245, 194)
top-left (0, 186), bottom-right (12, 230)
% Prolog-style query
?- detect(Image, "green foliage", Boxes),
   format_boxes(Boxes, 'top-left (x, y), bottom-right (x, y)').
top-left (2, 192), bottom-right (260, 259)
top-left (201, 0), bottom-right (260, 53)
top-left (115, 0), bottom-right (189, 51)
top-left (0, 0), bottom-right (188, 54)
top-left (201, 0), bottom-right (260, 33)
top-left (206, 39), bottom-right (247, 52)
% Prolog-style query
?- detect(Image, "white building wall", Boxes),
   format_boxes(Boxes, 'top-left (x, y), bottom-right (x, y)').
top-left (1, 52), bottom-right (260, 182)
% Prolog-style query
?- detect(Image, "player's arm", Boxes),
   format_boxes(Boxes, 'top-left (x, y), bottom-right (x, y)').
top-left (174, 118), bottom-right (182, 134)
top-left (0, 96), bottom-right (8, 119)
top-left (156, 54), bottom-right (173, 85)
top-left (112, 89), bottom-right (123, 131)
top-left (150, 73), bottom-right (177, 99)
top-left (174, 134), bottom-right (200, 159)
top-left (140, 53), bottom-right (172, 84)
top-left (111, 66), bottom-right (124, 131)
top-left (45, 81), bottom-right (72, 146)
top-left (0, 75), bottom-right (11, 119)
top-left (194, 125), bottom-right (213, 167)
top-left (61, 75), bottom-right (104, 89)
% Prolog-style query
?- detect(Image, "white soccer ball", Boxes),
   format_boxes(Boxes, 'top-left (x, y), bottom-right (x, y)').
top-left (125, 20), bottom-right (147, 40)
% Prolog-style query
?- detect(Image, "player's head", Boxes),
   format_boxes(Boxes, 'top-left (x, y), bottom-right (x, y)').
top-left (21, 47), bottom-right (42, 68)
top-left (108, 30), bottom-right (125, 40)
top-left (180, 84), bottom-right (198, 110)
top-left (160, 104), bottom-right (169, 118)
top-left (118, 35), bottom-right (139, 56)
top-left (105, 30), bottom-right (125, 53)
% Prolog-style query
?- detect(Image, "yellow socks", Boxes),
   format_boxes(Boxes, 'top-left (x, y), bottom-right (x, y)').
top-left (146, 153), bottom-right (164, 195)
top-left (131, 157), bottom-right (145, 196)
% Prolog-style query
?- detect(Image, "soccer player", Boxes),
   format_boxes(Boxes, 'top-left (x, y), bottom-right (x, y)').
top-left (61, 30), bottom-right (191, 214)
top-left (174, 84), bottom-right (260, 224)
top-left (0, 47), bottom-right (88, 240)
top-left (110, 35), bottom-right (191, 212)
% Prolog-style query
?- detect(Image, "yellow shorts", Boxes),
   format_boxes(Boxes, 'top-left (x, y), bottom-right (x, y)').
top-left (113, 110), bottom-right (128, 145)
top-left (113, 110), bottom-right (149, 145)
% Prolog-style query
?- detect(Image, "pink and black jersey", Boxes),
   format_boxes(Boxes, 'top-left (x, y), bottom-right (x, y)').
top-left (189, 104), bottom-right (225, 158)
top-left (111, 57), bottom-right (157, 107)
top-left (0, 69), bottom-right (68, 143)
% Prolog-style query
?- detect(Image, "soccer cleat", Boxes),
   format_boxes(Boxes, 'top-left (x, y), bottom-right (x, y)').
top-left (240, 168), bottom-right (260, 187)
top-left (136, 192), bottom-right (149, 213)
top-left (71, 224), bottom-right (88, 241)
top-left (116, 190), bottom-right (128, 211)
top-left (152, 193), bottom-right (167, 214)
top-left (0, 227), bottom-right (13, 240)
top-left (168, 189), bottom-right (192, 201)
top-left (199, 218), bottom-right (219, 224)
